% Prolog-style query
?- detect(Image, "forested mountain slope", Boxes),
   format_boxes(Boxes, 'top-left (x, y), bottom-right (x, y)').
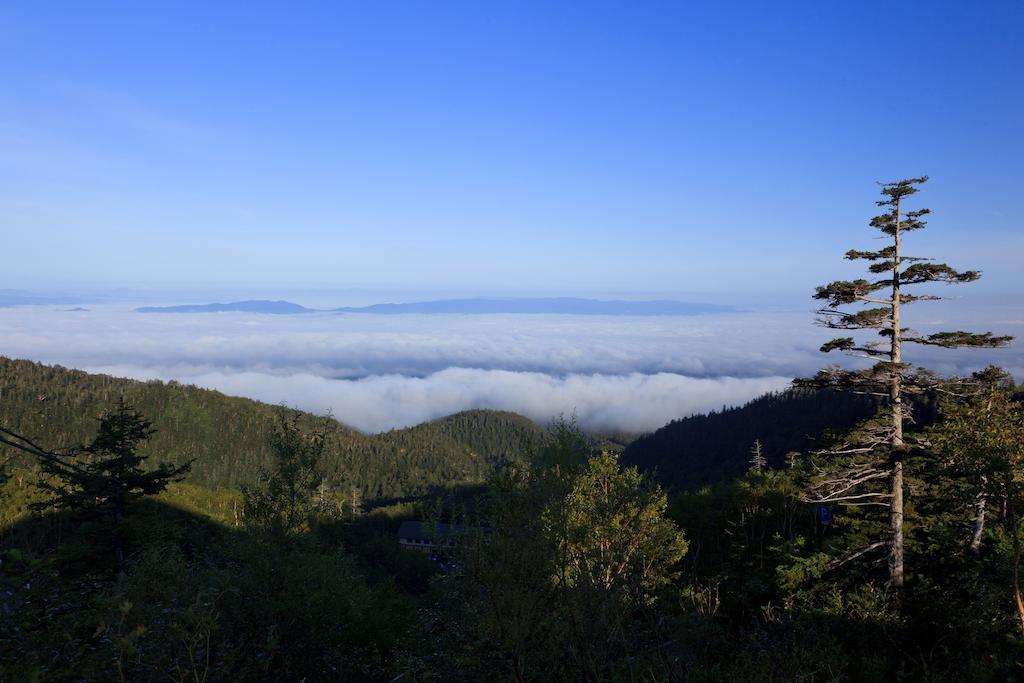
top-left (0, 357), bottom-right (543, 498)
top-left (621, 388), bottom-right (891, 490)
top-left (3, 356), bottom-right (934, 500)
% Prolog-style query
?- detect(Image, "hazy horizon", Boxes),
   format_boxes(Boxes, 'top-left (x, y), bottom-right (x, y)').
top-left (1, 291), bottom-right (1019, 433)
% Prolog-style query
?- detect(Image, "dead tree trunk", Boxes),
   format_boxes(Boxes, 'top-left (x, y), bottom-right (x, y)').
top-left (969, 491), bottom-right (986, 557)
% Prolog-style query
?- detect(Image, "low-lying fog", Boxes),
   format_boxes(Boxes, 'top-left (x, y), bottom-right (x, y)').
top-left (1, 301), bottom-right (1019, 433)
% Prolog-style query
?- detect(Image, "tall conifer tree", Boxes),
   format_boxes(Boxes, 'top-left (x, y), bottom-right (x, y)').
top-left (802, 176), bottom-right (1012, 593)
top-left (30, 400), bottom-right (192, 564)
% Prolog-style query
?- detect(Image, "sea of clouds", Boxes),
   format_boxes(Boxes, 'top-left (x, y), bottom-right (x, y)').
top-left (0, 303), bottom-right (1019, 433)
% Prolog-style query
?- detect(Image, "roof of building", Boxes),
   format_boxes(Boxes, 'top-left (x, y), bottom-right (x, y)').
top-left (397, 521), bottom-right (460, 542)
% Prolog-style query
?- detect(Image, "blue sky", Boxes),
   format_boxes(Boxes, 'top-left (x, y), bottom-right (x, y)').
top-left (1, 1), bottom-right (1021, 295)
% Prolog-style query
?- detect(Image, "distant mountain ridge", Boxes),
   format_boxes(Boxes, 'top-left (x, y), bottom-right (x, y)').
top-left (333, 297), bottom-right (737, 315)
top-left (136, 300), bottom-right (312, 314)
top-left (136, 297), bottom-right (738, 315)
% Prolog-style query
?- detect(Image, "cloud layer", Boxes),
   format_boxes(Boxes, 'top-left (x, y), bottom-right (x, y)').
top-left (86, 368), bottom-right (790, 434)
top-left (1, 304), bottom-right (1019, 433)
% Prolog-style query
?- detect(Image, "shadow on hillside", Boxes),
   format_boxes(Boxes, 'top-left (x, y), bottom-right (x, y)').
top-left (0, 493), bottom-right (445, 680)
top-left (1, 493), bottom-right (442, 585)
top-left (1, 493), bottom-right (988, 681)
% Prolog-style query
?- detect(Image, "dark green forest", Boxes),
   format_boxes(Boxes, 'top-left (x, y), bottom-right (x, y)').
top-left (621, 388), bottom-right (892, 489)
top-left (0, 356), bottom-right (542, 498)
top-left (2, 358), bottom-right (1022, 680)
top-left (1, 356), bottom-right (876, 503)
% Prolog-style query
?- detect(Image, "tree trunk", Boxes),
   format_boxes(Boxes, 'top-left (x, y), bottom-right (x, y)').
top-left (888, 199), bottom-right (905, 593)
top-left (113, 506), bottom-right (126, 569)
top-left (889, 458), bottom-right (904, 590)
top-left (1005, 476), bottom-right (1024, 635)
top-left (969, 491), bottom-right (986, 557)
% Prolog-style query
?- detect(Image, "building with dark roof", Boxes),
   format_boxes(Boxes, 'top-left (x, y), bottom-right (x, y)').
top-left (397, 521), bottom-right (461, 554)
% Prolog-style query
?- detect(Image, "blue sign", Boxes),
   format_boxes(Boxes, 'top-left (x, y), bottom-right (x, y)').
top-left (818, 504), bottom-right (832, 526)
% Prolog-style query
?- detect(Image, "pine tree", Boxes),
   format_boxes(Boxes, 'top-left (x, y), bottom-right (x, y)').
top-left (801, 176), bottom-right (1012, 594)
top-left (30, 400), bottom-right (192, 564)
top-left (748, 439), bottom-right (767, 473)
top-left (931, 368), bottom-right (1024, 632)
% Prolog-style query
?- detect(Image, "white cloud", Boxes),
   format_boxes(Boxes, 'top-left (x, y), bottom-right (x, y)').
top-left (0, 303), bottom-right (1019, 433)
top-left (78, 367), bottom-right (791, 434)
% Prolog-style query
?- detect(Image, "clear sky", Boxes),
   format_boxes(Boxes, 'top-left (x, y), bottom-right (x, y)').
top-left (1, 1), bottom-right (1021, 295)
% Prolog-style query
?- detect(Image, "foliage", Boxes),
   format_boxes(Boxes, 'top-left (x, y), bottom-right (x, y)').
top-left (23, 401), bottom-right (191, 566)
top-left (557, 450), bottom-right (686, 601)
top-left (797, 176), bottom-right (1012, 595)
top-left (0, 472), bottom-right (413, 681)
top-left (29, 401), bottom-right (189, 513)
top-left (0, 355), bottom-right (543, 497)
top-left (623, 387), bottom-right (881, 490)
top-left (929, 374), bottom-right (1024, 633)
top-left (403, 418), bottom-right (687, 680)
top-left (4, 361), bottom-right (1024, 680)
top-left (241, 412), bottom-right (326, 537)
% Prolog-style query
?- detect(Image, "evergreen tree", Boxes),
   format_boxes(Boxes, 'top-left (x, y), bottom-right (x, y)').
top-left (801, 176), bottom-right (1012, 594)
top-left (931, 368), bottom-right (1024, 632)
top-left (30, 400), bottom-right (192, 564)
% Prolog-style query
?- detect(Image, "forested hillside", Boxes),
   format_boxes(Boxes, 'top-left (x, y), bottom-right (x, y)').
top-left (0, 357), bottom-right (543, 499)
top-left (622, 388), bottom-right (913, 490)
top-left (2, 356), bottom-right (919, 502)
